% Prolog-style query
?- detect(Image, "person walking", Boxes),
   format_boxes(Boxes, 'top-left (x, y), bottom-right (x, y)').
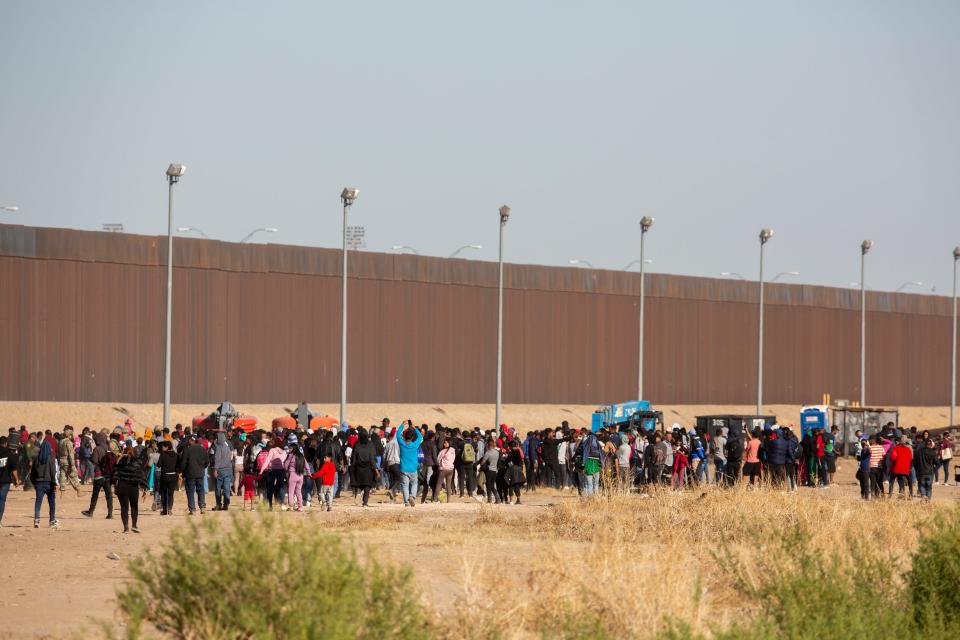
top-left (0, 436), bottom-right (21, 527)
top-left (505, 440), bottom-right (526, 504)
top-left (856, 436), bottom-right (872, 500)
top-left (310, 453), bottom-right (337, 512)
top-left (743, 431), bottom-right (762, 485)
top-left (577, 430), bottom-right (602, 496)
top-left (31, 440), bottom-right (60, 529)
top-left (210, 431), bottom-right (234, 512)
top-left (258, 439), bottom-right (287, 510)
top-left (57, 426), bottom-right (81, 496)
top-left (156, 440), bottom-right (178, 515)
top-left (81, 432), bottom-right (115, 520)
top-left (349, 431), bottom-right (377, 507)
top-left (114, 445), bottom-right (145, 533)
top-left (180, 435), bottom-right (209, 515)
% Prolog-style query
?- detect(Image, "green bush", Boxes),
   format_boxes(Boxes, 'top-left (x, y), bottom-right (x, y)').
top-left (908, 508), bottom-right (960, 633)
top-left (114, 514), bottom-right (429, 640)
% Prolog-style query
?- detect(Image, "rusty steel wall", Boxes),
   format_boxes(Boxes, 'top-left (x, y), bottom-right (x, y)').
top-left (0, 223), bottom-right (956, 406)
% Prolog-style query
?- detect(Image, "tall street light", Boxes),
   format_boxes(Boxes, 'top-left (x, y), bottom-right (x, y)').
top-left (860, 239), bottom-right (873, 407)
top-left (771, 271), bottom-right (800, 282)
top-left (177, 226), bottom-right (209, 239)
top-left (568, 259), bottom-right (594, 268)
top-left (621, 258), bottom-right (653, 271)
top-left (392, 245), bottom-right (420, 255)
top-left (340, 188), bottom-right (359, 428)
top-left (952, 246), bottom-right (960, 426)
top-left (638, 216), bottom-right (654, 400)
top-left (496, 205), bottom-right (510, 429)
top-left (449, 244), bottom-right (482, 259)
top-left (756, 228), bottom-right (774, 415)
top-left (894, 280), bottom-right (923, 293)
top-left (240, 227), bottom-right (278, 243)
top-left (163, 164), bottom-right (186, 434)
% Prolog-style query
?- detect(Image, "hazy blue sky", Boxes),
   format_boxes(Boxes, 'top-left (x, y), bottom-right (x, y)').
top-left (2, 2), bottom-right (958, 292)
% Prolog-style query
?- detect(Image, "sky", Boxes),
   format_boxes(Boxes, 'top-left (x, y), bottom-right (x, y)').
top-left (1, 2), bottom-right (959, 293)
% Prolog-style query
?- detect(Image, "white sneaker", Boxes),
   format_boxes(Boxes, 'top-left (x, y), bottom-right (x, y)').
top-left (50, 519), bottom-right (61, 530)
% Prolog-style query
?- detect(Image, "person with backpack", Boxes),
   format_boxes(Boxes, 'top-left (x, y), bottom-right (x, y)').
top-left (31, 440), bottom-right (60, 529)
top-left (82, 431), bottom-right (115, 520)
top-left (577, 430), bottom-right (602, 496)
top-left (478, 437), bottom-right (501, 504)
top-left (460, 434), bottom-right (478, 498)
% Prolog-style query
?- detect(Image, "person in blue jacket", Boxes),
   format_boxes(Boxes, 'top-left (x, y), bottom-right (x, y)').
top-left (396, 424), bottom-right (423, 508)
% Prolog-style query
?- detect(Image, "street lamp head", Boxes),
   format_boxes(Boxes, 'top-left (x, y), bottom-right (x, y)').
top-left (176, 227), bottom-right (190, 232)
top-left (861, 239), bottom-right (873, 254)
top-left (569, 259), bottom-right (581, 265)
top-left (954, 246), bottom-right (960, 260)
top-left (640, 216), bottom-right (655, 232)
top-left (759, 228), bottom-right (774, 244)
top-left (341, 188), bottom-right (360, 205)
top-left (166, 164), bottom-right (186, 178)
top-left (469, 244), bottom-right (483, 250)
top-left (499, 205), bottom-right (511, 223)
top-left (391, 245), bottom-right (404, 250)
top-left (264, 227), bottom-right (278, 233)
top-left (2, 205), bottom-right (19, 212)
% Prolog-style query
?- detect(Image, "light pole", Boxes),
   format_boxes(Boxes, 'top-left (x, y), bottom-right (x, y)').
top-left (952, 247), bottom-right (959, 426)
top-left (240, 227), bottom-right (278, 244)
top-left (771, 271), bottom-right (800, 282)
top-left (568, 259), bottom-right (594, 268)
top-left (449, 244), bottom-right (482, 259)
top-left (638, 217), bottom-right (654, 400)
top-left (894, 281), bottom-right (923, 293)
top-left (860, 239), bottom-right (873, 407)
top-left (340, 188), bottom-right (359, 428)
top-left (721, 271), bottom-right (746, 280)
top-left (177, 226), bottom-right (209, 239)
top-left (621, 258), bottom-right (652, 271)
top-left (391, 245), bottom-right (420, 255)
top-left (757, 228), bottom-right (774, 415)
top-left (163, 164), bottom-right (186, 434)
top-left (496, 205), bottom-right (510, 429)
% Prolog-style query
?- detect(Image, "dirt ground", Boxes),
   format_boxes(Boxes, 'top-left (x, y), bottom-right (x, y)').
top-left (2, 459), bottom-right (958, 639)
top-left (0, 401), bottom-right (955, 433)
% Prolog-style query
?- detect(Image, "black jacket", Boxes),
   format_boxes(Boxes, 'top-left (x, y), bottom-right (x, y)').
top-left (180, 443), bottom-right (208, 479)
top-left (915, 446), bottom-right (938, 476)
top-left (114, 454), bottom-right (145, 486)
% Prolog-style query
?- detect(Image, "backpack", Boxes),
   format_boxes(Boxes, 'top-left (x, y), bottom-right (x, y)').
top-left (100, 451), bottom-right (117, 477)
top-left (462, 442), bottom-right (476, 463)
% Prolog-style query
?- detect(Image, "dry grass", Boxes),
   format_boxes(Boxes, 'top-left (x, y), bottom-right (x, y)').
top-left (454, 486), bottom-right (948, 639)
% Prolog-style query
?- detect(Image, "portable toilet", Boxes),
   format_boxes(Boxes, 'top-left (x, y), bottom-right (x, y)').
top-left (800, 405), bottom-right (829, 437)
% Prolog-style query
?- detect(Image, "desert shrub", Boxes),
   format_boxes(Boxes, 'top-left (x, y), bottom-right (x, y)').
top-left (908, 508), bottom-right (960, 633)
top-left (114, 514), bottom-right (429, 640)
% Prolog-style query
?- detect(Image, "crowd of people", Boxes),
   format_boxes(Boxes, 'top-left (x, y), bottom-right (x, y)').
top-left (0, 418), bottom-right (955, 532)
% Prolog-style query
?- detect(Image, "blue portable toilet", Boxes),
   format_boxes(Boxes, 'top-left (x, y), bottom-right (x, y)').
top-left (800, 405), bottom-right (829, 437)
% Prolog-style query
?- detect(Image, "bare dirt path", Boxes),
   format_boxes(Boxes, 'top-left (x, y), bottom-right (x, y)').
top-left (2, 462), bottom-right (956, 639)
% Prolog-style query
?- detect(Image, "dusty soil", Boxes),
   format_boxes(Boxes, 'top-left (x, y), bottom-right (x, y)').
top-left (0, 402), bottom-right (955, 433)
top-left (2, 459), bottom-right (957, 639)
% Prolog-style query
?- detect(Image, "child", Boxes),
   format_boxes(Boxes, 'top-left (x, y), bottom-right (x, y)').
top-left (311, 453), bottom-right (336, 512)
top-left (242, 471), bottom-right (257, 511)
top-left (285, 444), bottom-right (306, 512)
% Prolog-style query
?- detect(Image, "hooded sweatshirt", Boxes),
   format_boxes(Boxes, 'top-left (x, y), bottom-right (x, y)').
top-left (212, 432), bottom-right (233, 470)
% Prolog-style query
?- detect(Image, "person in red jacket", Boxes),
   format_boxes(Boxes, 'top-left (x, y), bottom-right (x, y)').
top-left (310, 453), bottom-right (337, 512)
top-left (888, 436), bottom-right (914, 498)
